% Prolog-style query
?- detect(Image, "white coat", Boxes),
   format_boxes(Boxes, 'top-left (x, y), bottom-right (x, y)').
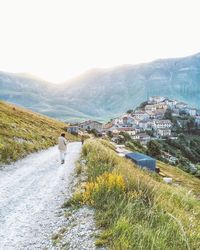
top-left (58, 136), bottom-right (68, 152)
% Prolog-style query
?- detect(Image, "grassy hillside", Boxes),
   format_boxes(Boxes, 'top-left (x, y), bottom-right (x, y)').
top-left (72, 139), bottom-right (200, 250)
top-left (0, 101), bottom-right (76, 164)
top-left (118, 132), bottom-right (200, 178)
top-left (157, 134), bottom-right (200, 175)
top-left (158, 161), bottom-right (200, 196)
top-left (122, 136), bottom-right (200, 195)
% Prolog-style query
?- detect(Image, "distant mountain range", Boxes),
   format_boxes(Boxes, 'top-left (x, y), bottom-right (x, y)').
top-left (1, 53), bottom-right (200, 121)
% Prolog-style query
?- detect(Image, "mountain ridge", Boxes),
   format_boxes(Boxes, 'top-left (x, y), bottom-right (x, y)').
top-left (1, 52), bottom-right (200, 121)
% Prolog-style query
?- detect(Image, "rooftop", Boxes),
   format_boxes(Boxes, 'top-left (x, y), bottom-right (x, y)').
top-left (155, 120), bottom-right (172, 124)
top-left (81, 120), bottom-right (103, 125)
top-left (126, 152), bottom-right (155, 161)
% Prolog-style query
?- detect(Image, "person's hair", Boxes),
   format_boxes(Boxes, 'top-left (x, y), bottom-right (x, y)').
top-left (61, 133), bottom-right (65, 137)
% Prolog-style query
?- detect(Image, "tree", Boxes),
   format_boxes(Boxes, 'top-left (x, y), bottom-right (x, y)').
top-left (138, 101), bottom-right (148, 110)
top-left (178, 133), bottom-right (185, 141)
top-left (186, 117), bottom-right (195, 133)
top-left (164, 108), bottom-right (172, 121)
top-left (107, 131), bottom-right (113, 138)
top-left (147, 140), bottom-right (161, 157)
top-left (179, 110), bottom-right (187, 116)
top-left (146, 129), bottom-right (154, 137)
top-left (126, 109), bottom-right (133, 114)
top-left (119, 132), bottom-right (131, 141)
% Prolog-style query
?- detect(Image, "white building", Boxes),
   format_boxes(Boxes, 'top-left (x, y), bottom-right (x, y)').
top-left (146, 110), bottom-right (156, 119)
top-left (133, 111), bottom-right (150, 121)
top-left (117, 127), bottom-right (136, 134)
top-left (137, 133), bottom-right (151, 144)
top-left (195, 116), bottom-right (200, 127)
top-left (67, 126), bottom-right (79, 134)
top-left (149, 96), bottom-right (166, 104)
top-left (165, 99), bottom-right (177, 108)
top-left (185, 108), bottom-right (197, 117)
top-left (122, 115), bottom-right (134, 125)
top-left (146, 121), bottom-right (154, 130)
top-left (175, 102), bottom-right (188, 110)
top-left (79, 120), bottom-right (103, 132)
top-left (114, 115), bottom-right (134, 126)
top-left (155, 103), bottom-right (168, 110)
top-left (157, 128), bottom-right (171, 137)
top-left (132, 117), bottom-right (140, 125)
top-left (126, 130), bottom-right (136, 136)
top-left (132, 134), bottom-right (140, 140)
top-left (153, 120), bottom-right (172, 129)
top-left (154, 109), bottom-right (166, 119)
top-left (145, 105), bottom-right (157, 112)
top-left (138, 120), bottom-right (148, 130)
top-left (171, 108), bottom-right (180, 116)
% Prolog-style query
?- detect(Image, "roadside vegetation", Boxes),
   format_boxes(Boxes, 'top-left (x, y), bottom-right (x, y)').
top-left (157, 134), bottom-right (200, 176)
top-left (72, 139), bottom-right (200, 250)
top-left (113, 131), bottom-right (200, 178)
top-left (0, 101), bottom-right (76, 164)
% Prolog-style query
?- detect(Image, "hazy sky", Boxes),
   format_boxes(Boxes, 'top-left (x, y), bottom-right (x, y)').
top-left (0, 0), bottom-right (200, 82)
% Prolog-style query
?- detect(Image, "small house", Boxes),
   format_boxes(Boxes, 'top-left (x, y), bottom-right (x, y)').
top-left (175, 102), bottom-right (188, 110)
top-left (137, 133), bottom-right (151, 144)
top-left (157, 128), bottom-right (171, 137)
top-left (67, 126), bottom-right (79, 134)
top-left (133, 111), bottom-right (150, 121)
top-left (195, 116), bottom-right (200, 127)
top-left (153, 120), bottom-right (172, 129)
top-left (148, 96), bottom-right (166, 104)
top-left (145, 104), bottom-right (157, 112)
top-left (79, 120), bottom-right (103, 132)
top-left (125, 152), bottom-right (156, 171)
top-left (185, 107), bottom-right (197, 117)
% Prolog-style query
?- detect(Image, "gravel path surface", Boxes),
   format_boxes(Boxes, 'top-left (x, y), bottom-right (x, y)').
top-left (0, 142), bottom-right (92, 250)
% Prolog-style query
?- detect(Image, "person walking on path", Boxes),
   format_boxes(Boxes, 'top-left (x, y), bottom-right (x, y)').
top-left (58, 133), bottom-right (68, 164)
top-left (81, 134), bottom-right (84, 145)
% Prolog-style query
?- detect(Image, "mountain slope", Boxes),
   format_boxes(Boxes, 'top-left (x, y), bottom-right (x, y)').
top-left (0, 101), bottom-right (75, 164)
top-left (0, 72), bottom-right (83, 120)
top-left (56, 53), bottom-right (200, 120)
top-left (1, 53), bottom-right (200, 121)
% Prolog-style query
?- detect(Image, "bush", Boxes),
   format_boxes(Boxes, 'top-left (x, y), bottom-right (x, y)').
top-left (147, 140), bottom-right (161, 157)
top-left (83, 172), bottom-right (125, 207)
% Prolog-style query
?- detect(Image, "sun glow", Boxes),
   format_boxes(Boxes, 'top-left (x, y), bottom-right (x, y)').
top-left (0, 0), bottom-right (200, 82)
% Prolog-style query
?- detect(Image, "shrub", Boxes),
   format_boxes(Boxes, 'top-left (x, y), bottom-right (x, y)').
top-left (147, 140), bottom-right (161, 157)
top-left (83, 172), bottom-right (125, 207)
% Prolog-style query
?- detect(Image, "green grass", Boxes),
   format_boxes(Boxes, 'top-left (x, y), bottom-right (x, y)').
top-left (74, 139), bottom-right (200, 250)
top-left (157, 161), bottom-right (200, 195)
top-left (101, 138), bottom-right (200, 195)
top-left (158, 134), bottom-right (200, 167)
top-left (0, 101), bottom-right (77, 164)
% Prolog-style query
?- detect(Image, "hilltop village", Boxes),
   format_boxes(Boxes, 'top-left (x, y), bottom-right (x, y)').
top-left (69, 96), bottom-right (200, 145)
top-left (67, 96), bottom-right (200, 177)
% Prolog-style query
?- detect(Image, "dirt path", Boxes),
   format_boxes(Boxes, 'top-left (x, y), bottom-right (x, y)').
top-left (0, 142), bottom-right (96, 249)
